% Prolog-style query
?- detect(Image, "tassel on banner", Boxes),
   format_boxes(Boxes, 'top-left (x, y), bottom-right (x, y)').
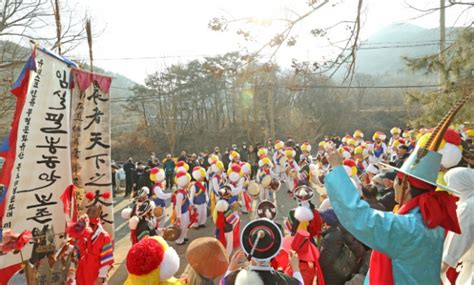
top-left (60, 184), bottom-right (78, 222)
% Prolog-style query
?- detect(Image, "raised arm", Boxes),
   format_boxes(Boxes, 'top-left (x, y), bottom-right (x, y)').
top-left (324, 166), bottom-right (431, 258)
top-left (154, 185), bottom-right (171, 200)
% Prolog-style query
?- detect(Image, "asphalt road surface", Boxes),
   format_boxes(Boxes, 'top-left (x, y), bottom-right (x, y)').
top-left (108, 184), bottom-right (320, 283)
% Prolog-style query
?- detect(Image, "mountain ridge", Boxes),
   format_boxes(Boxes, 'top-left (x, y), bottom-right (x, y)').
top-left (354, 23), bottom-right (459, 77)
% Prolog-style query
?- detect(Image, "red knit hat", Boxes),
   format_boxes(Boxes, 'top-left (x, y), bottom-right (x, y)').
top-left (176, 170), bottom-right (187, 178)
top-left (231, 163), bottom-right (241, 173)
top-left (127, 238), bottom-right (165, 276)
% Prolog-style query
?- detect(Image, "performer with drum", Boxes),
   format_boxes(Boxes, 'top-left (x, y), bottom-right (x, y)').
top-left (150, 167), bottom-right (171, 227)
top-left (223, 219), bottom-right (303, 284)
top-left (171, 170), bottom-right (196, 245)
top-left (239, 162), bottom-right (253, 214)
top-left (284, 186), bottom-right (323, 241)
top-left (273, 140), bottom-right (286, 182)
top-left (129, 200), bottom-right (157, 244)
top-left (226, 163), bottom-right (245, 213)
top-left (190, 166), bottom-right (209, 228)
top-left (256, 157), bottom-right (276, 201)
top-left (284, 147), bottom-right (300, 194)
top-left (299, 141), bottom-right (313, 168)
top-left (209, 160), bottom-right (225, 213)
top-left (214, 186), bottom-right (240, 256)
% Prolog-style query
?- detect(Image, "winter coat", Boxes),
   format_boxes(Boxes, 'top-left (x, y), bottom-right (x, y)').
top-left (319, 226), bottom-right (365, 285)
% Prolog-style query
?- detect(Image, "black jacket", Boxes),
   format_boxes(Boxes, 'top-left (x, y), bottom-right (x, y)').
top-left (390, 152), bottom-right (410, 168)
top-left (319, 226), bottom-right (366, 285)
top-left (364, 197), bottom-right (386, 211)
top-left (123, 161), bottom-right (135, 176)
top-left (136, 170), bottom-right (153, 191)
top-left (379, 189), bottom-right (397, 212)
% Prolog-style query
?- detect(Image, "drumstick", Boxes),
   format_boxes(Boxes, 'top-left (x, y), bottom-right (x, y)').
top-left (248, 230), bottom-right (265, 261)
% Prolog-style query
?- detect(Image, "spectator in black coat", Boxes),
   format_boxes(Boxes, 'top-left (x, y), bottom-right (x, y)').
top-left (163, 154), bottom-right (175, 190)
top-left (247, 145), bottom-right (258, 179)
top-left (177, 150), bottom-right (187, 162)
top-left (361, 185), bottom-right (386, 211)
top-left (133, 162), bottom-right (146, 195)
top-left (201, 152), bottom-right (210, 169)
top-left (378, 171), bottom-right (397, 211)
top-left (319, 209), bottom-right (366, 285)
top-left (294, 144), bottom-right (302, 164)
top-left (188, 153), bottom-right (199, 180)
top-left (240, 143), bottom-right (248, 162)
top-left (222, 149), bottom-right (230, 170)
top-left (123, 157), bottom-right (136, 197)
top-left (390, 144), bottom-right (410, 169)
top-left (111, 161), bottom-right (120, 197)
top-left (136, 166), bottom-right (153, 194)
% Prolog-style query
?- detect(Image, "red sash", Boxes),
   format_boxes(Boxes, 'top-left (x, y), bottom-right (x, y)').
top-left (195, 181), bottom-right (206, 196)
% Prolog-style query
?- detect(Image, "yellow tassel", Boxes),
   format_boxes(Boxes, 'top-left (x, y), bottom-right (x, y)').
top-left (212, 208), bottom-right (218, 224)
top-left (297, 220), bottom-right (309, 231)
top-left (393, 205), bottom-right (400, 213)
top-left (210, 191), bottom-right (216, 213)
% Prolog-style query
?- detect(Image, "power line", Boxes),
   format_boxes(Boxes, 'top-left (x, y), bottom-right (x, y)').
top-left (71, 42), bottom-right (456, 62)
top-left (109, 83), bottom-right (439, 102)
top-left (357, 42), bottom-right (447, 50)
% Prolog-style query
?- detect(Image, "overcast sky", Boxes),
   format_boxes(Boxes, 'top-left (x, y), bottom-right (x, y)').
top-left (71, 0), bottom-right (472, 84)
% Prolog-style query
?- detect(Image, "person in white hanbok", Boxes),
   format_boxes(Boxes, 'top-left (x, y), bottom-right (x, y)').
top-left (441, 167), bottom-right (474, 285)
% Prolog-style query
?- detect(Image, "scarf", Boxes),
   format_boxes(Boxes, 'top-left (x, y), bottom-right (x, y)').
top-left (369, 175), bottom-right (461, 284)
top-left (194, 181), bottom-right (206, 196)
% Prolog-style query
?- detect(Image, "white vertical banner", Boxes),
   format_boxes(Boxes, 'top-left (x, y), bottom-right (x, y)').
top-left (70, 69), bottom-right (114, 237)
top-left (1, 49), bottom-right (73, 269)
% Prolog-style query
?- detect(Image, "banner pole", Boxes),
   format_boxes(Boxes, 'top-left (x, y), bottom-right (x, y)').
top-left (86, 18), bottom-right (94, 74)
top-left (53, 0), bottom-right (62, 55)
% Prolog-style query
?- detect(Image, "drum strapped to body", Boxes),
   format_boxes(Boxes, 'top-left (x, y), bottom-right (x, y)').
top-left (289, 169), bottom-right (298, 179)
top-left (247, 181), bottom-right (260, 199)
top-left (269, 179), bottom-right (281, 192)
top-left (279, 156), bottom-right (288, 169)
top-left (163, 225), bottom-right (181, 242)
top-left (153, 206), bottom-right (164, 218)
top-left (261, 175), bottom-right (272, 188)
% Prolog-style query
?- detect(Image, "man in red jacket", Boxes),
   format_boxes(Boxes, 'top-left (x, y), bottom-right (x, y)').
top-left (67, 192), bottom-right (114, 285)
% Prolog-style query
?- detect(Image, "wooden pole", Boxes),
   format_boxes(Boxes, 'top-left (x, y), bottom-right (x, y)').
top-left (439, 0), bottom-right (446, 89)
top-left (53, 0), bottom-right (62, 55)
top-left (86, 18), bottom-right (93, 73)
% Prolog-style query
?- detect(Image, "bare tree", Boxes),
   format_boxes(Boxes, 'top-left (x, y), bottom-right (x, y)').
top-left (209, 0), bottom-right (365, 83)
top-left (0, 0), bottom-right (98, 136)
top-left (0, 0), bottom-right (90, 54)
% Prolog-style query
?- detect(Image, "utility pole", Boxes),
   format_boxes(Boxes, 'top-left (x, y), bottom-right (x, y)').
top-left (269, 85), bottom-right (275, 141)
top-left (440, 0), bottom-right (446, 53)
top-left (439, 0), bottom-right (446, 88)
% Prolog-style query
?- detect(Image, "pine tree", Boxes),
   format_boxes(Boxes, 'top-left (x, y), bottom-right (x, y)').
top-left (404, 29), bottom-right (473, 127)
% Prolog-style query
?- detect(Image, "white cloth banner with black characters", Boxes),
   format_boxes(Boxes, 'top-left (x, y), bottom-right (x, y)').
top-left (70, 69), bottom-right (114, 237)
top-left (1, 49), bottom-right (73, 269)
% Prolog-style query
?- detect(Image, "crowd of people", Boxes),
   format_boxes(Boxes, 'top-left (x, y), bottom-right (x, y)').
top-left (67, 118), bottom-right (473, 284)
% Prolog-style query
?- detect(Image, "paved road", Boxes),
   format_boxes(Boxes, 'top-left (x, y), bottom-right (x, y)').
top-left (108, 185), bottom-right (320, 283)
